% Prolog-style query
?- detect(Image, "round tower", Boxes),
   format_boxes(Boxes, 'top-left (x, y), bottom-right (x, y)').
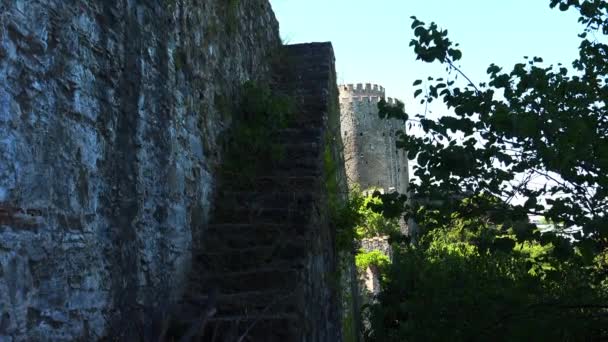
top-left (339, 83), bottom-right (408, 194)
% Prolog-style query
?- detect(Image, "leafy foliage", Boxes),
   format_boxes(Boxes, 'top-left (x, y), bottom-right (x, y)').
top-left (355, 250), bottom-right (390, 273)
top-left (363, 226), bottom-right (608, 341)
top-left (222, 81), bottom-right (294, 183)
top-left (354, 188), bottom-right (401, 239)
top-left (331, 186), bottom-right (402, 252)
top-left (382, 0), bottom-right (608, 259)
top-left (368, 1), bottom-right (608, 340)
top-left (326, 145), bottom-right (359, 252)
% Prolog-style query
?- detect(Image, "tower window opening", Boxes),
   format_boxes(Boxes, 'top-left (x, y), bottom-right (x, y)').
top-left (360, 132), bottom-right (363, 136)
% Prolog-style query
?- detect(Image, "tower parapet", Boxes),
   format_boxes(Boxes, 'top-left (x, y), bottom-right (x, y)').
top-left (338, 83), bottom-right (408, 195)
top-left (386, 97), bottom-right (397, 105)
top-left (342, 83), bottom-right (385, 97)
top-left (340, 84), bottom-right (401, 106)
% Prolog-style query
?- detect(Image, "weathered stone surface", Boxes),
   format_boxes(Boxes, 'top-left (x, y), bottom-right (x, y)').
top-left (283, 43), bottom-right (346, 342)
top-left (178, 42), bottom-right (346, 342)
top-left (0, 0), bottom-right (279, 340)
top-left (339, 84), bottom-right (409, 194)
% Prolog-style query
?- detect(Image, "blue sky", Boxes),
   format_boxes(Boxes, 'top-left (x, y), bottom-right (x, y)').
top-left (269, 0), bottom-right (583, 115)
top-left (269, 0), bottom-right (588, 200)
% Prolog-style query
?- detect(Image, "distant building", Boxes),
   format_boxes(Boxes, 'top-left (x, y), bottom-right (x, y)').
top-left (339, 83), bottom-right (410, 300)
top-left (339, 83), bottom-right (408, 195)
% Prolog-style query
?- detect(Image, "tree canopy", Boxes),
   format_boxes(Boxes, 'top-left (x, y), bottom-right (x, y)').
top-left (366, 1), bottom-right (608, 340)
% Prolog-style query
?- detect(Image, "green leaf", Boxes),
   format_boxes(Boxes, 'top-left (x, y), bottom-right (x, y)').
top-left (492, 237), bottom-right (516, 253)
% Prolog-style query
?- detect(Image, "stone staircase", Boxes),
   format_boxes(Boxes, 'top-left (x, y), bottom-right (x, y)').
top-left (183, 142), bottom-right (322, 340)
top-left (177, 43), bottom-right (341, 341)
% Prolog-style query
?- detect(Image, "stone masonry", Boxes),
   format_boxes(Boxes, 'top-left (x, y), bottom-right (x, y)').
top-left (0, 1), bottom-right (281, 340)
top-left (178, 42), bottom-right (344, 342)
top-left (359, 236), bottom-right (391, 297)
top-left (339, 84), bottom-right (408, 305)
top-left (339, 83), bottom-right (408, 195)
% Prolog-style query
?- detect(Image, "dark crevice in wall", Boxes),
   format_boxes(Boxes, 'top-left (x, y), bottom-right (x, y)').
top-left (105, 1), bottom-right (143, 337)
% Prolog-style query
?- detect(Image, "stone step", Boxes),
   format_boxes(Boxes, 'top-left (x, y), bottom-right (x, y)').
top-left (214, 191), bottom-right (318, 210)
top-left (211, 206), bottom-right (311, 225)
top-left (218, 291), bottom-right (298, 317)
top-left (181, 289), bottom-right (298, 317)
top-left (276, 127), bottom-right (323, 143)
top-left (203, 223), bottom-right (308, 250)
top-left (283, 142), bottom-right (321, 158)
top-left (201, 313), bottom-right (300, 342)
top-left (213, 188), bottom-right (320, 213)
top-left (208, 312), bottom-right (299, 322)
top-left (191, 269), bottom-right (300, 294)
top-left (296, 103), bottom-right (329, 117)
top-left (194, 243), bottom-right (308, 271)
top-left (283, 140), bottom-right (322, 152)
top-left (275, 156), bottom-right (321, 172)
top-left (200, 233), bottom-right (308, 253)
top-left (219, 174), bottom-right (320, 192)
top-left (171, 312), bottom-right (300, 342)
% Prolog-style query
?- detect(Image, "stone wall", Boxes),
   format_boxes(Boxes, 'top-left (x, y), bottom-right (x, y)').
top-left (0, 1), bottom-right (280, 340)
top-left (285, 42), bottom-right (346, 342)
top-left (339, 83), bottom-right (408, 194)
top-left (359, 237), bottom-right (391, 303)
top-left (340, 83), bottom-right (408, 320)
top-left (360, 236), bottom-right (392, 260)
top-left (171, 42), bottom-right (349, 342)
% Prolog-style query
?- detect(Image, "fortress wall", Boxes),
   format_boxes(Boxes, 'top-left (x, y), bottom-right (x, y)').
top-left (0, 1), bottom-right (280, 339)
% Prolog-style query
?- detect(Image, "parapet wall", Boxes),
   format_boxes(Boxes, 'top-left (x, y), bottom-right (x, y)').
top-left (360, 236), bottom-right (392, 259)
top-left (342, 83), bottom-right (385, 97)
top-left (340, 84), bottom-right (399, 106)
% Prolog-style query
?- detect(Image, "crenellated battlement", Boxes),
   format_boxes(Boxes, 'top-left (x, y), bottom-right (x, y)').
top-left (338, 81), bottom-right (408, 196)
top-left (339, 80), bottom-right (410, 303)
top-left (339, 83), bottom-right (403, 106)
top-left (340, 83), bottom-right (385, 98)
top-left (343, 96), bottom-right (399, 104)
top-left (338, 83), bottom-right (398, 105)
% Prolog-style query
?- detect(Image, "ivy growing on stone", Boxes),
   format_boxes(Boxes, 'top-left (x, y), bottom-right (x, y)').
top-left (221, 81), bottom-right (294, 185)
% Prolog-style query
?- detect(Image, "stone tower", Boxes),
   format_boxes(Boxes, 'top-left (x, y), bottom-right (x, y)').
top-left (339, 83), bottom-right (408, 194)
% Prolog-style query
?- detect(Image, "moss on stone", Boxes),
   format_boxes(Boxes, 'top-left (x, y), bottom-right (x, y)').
top-left (172, 48), bottom-right (185, 71)
top-left (224, 0), bottom-right (240, 34)
top-left (220, 81), bottom-right (295, 186)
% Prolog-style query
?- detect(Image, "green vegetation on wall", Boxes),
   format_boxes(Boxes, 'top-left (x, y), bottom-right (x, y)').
top-left (353, 188), bottom-right (400, 239)
top-left (355, 250), bottom-right (390, 273)
top-left (325, 143), bottom-right (359, 253)
top-left (223, 0), bottom-right (240, 34)
top-left (220, 81), bottom-right (294, 184)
